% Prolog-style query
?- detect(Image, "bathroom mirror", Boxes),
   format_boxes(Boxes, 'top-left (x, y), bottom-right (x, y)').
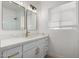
top-left (2, 1), bottom-right (25, 30)
top-left (27, 10), bottom-right (37, 32)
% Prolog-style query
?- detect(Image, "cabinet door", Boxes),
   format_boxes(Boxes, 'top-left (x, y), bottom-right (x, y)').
top-left (3, 46), bottom-right (22, 58)
top-left (36, 44), bottom-right (45, 58)
top-left (36, 38), bottom-right (48, 58)
top-left (0, 52), bottom-right (2, 58)
top-left (42, 38), bottom-right (48, 57)
top-left (23, 42), bottom-right (35, 52)
top-left (23, 47), bottom-right (37, 58)
top-left (23, 41), bottom-right (37, 58)
top-left (36, 44), bottom-right (48, 58)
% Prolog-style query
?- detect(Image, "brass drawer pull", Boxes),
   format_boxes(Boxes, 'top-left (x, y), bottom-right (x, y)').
top-left (35, 48), bottom-right (40, 55)
top-left (8, 52), bottom-right (19, 58)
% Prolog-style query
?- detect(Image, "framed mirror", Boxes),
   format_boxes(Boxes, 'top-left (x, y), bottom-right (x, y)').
top-left (2, 1), bottom-right (25, 30)
top-left (27, 10), bottom-right (37, 33)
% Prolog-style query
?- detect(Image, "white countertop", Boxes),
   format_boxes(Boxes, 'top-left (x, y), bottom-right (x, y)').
top-left (0, 34), bottom-right (48, 49)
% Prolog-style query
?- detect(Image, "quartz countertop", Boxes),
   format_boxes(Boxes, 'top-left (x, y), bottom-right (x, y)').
top-left (0, 34), bottom-right (48, 49)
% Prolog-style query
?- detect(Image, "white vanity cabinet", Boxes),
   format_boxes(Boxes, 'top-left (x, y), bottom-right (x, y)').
top-left (2, 46), bottom-right (22, 58)
top-left (36, 38), bottom-right (48, 58)
top-left (23, 47), bottom-right (37, 58)
top-left (23, 37), bottom-right (48, 58)
top-left (23, 38), bottom-right (48, 58)
top-left (1, 35), bottom-right (48, 58)
top-left (23, 41), bottom-right (37, 58)
top-left (0, 52), bottom-right (2, 58)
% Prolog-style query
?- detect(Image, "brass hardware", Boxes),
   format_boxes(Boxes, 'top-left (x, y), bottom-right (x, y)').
top-left (8, 52), bottom-right (19, 58)
top-left (35, 47), bottom-right (40, 55)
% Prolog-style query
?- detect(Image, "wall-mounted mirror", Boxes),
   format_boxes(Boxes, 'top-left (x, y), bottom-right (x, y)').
top-left (2, 1), bottom-right (25, 30)
top-left (27, 10), bottom-right (37, 32)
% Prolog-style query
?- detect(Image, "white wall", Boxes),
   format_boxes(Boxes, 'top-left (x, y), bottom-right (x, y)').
top-left (0, 2), bottom-right (2, 30)
top-left (48, 30), bottom-right (78, 57)
top-left (38, 1), bottom-right (79, 57)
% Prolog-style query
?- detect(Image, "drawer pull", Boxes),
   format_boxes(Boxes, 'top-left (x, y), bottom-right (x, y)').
top-left (8, 52), bottom-right (19, 58)
top-left (35, 48), bottom-right (40, 55)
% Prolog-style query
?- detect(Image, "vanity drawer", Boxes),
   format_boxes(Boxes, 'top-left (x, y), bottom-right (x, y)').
top-left (23, 42), bottom-right (36, 52)
top-left (0, 52), bottom-right (2, 58)
top-left (3, 46), bottom-right (22, 58)
top-left (23, 47), bottom-right (36, 58)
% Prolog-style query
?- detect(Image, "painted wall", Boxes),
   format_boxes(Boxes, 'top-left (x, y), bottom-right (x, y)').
top-left (38, 1), bottom-right (79, 57)
top-left (0, 2), bottom-right (2, 30)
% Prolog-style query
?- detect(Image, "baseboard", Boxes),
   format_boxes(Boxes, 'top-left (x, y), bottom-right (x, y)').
top-left (47, 53), bottom-right (65, 58)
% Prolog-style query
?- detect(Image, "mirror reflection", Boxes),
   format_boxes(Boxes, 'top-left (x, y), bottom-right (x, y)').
top-left (2, 1), bottom-right (25, 30)
top-left (27, 10), bottom-right (37, 32)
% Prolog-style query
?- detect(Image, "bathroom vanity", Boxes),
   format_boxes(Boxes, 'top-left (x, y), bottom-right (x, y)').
top-left (0, 1), bottom-right (48, 58)
top-left (0, 34), bottom-right (48, 58)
